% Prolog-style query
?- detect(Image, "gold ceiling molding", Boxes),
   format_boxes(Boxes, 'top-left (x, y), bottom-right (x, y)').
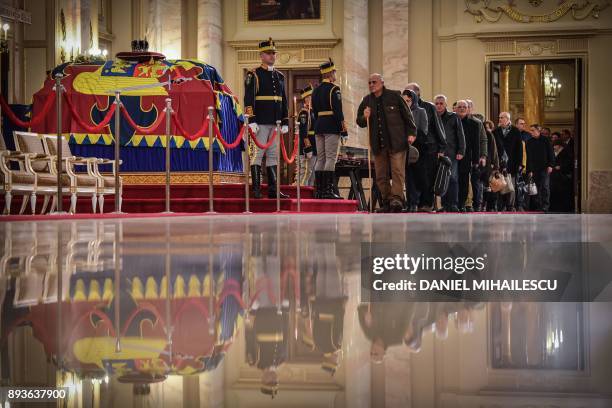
top-left (465, 0), bottom-right (611, 23)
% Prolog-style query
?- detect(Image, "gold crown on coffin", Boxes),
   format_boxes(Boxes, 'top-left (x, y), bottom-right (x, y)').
top-left (258, 37), bottom-right (277, 53)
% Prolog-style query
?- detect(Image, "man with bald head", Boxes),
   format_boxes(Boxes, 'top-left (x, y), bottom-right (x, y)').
top-left (356, 74), bottom-right (417, 212)
top-left (405, 82), bottom-right (447, 212)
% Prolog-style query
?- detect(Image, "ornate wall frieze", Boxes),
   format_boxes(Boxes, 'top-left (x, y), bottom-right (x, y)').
top-left (228, 39), bottom-right (340, 65)
top-left (465, 0), bottom-right (610, 23)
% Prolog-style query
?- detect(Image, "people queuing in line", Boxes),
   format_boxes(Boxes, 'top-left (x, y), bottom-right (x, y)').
top-left (245, 41), bottom-right (574, 212)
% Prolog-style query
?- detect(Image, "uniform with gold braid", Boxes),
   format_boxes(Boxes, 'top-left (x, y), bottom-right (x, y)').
top-left (244, 37), bottom-right (290, 199)
top-left (312, 58), bottom-right (346, 199)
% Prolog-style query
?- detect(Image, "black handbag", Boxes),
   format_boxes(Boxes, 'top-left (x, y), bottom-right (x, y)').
top-left (433, 155), bottom-right (452, 196)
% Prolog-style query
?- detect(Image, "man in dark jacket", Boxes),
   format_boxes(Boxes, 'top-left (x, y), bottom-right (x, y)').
top-left (405, 83), bottom-right (446, 212)
top-left (526, 124), bottom-right (555, 211)
top-left (402, 88), bottom-right (428, 211)
top-left (435, 95), bottom-right (465, 212)
top-left (357, 74), bottom-right (417, 212)
top-left (456, 100), bottom-right (487, 211)
top-left (493, 111), bottom-right (523, 211)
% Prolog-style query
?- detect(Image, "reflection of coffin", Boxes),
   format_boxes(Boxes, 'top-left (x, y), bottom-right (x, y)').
top-left (31, 58), bottom-right (244, 173)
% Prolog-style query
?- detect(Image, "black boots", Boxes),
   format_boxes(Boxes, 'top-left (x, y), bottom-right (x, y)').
top-left (251, 165), bottom-right (262, 199)
top-left (266, 166), bottom-right (289, 199)
top-left (319, 171), bottom-right (342, 199)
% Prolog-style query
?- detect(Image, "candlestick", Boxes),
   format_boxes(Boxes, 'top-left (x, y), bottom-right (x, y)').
top-left (293, 95), bottom-right (297, 118)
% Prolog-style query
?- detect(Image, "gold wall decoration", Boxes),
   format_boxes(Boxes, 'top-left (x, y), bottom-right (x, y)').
top-left (465, 0), bottom-right (611, 23)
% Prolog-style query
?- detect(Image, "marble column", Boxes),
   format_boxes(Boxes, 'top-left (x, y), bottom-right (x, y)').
top-left (147, 0), bottom-right (183, 59)
top-left (197, 0), bottom-right (223, 71)
top-left (343, 0), bottom-right (369, 149)
top-left (382, 0), bottom-right (409, 91)
top-left (80, 0), bottom-right (99, 53)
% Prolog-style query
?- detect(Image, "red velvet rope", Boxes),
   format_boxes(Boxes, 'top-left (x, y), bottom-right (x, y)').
top-left (280, 130), bottom-right (299, 164)
top-left (0, 91), bottom-right (55, 128)
top-left (120, 104), bottom-right (167, 135)
top-left (64, 94), bottom-right (117, 133)
top-left (171, 111), bottom-right (210, 141)
top-left (249, 127), bottom-right (277, 150)
top-left (213, 122), bottom-right (244, 150)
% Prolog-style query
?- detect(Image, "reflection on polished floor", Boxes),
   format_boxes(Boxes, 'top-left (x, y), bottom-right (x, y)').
top-left (1, 214), bottom-right (612, 408)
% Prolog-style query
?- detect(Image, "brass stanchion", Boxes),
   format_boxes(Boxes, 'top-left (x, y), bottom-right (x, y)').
top-left (275, 120), bottom-right (282, 213)
top-left (163, 98), bottom-right (173, 214)
top-left (243, 115), bottom-right (252, 214)
top-left (366, 116), bottom-right (373, 213)
top-left (112, 91), bottom-right (124, 214)
top-left (295, 121), bottom-right (301, 213)
top-left (53, 75), bottom-right (66, 214)
top-left (207, 106), bottom-right (216, 213)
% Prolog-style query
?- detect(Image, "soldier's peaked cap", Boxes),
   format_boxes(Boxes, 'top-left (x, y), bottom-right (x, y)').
top-left (258, 37), bottom-right (277, 53)
top-left (320, 58), bottom-right (336, 74)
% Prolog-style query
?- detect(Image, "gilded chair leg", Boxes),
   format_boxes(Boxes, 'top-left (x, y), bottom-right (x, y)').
top-left (3, 191), bottom-right (11, 215)
top-left (41, 196), bottom-right (50, 214)
top-left (49, 195), bottom-right (57, 213)
top-left (70, 193), bottom-right (77, 214)
top-left (98, 194), bottom-right (104, 214)
top-left (30, 192), bottom-right (37, 215)
top-left (91, 194), bottom-right (97, 214)
top-left (19, 194), bottom-right (29, 215)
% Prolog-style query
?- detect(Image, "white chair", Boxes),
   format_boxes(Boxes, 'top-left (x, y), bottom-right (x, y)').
top-left (42, 134), bottom-right (123, 213)
top-left (12, 131), bottom-right (72, 213)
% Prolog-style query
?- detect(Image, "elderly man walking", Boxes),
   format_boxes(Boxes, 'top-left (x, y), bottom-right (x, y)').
top-left (356, 74), bottom-right (417, 212)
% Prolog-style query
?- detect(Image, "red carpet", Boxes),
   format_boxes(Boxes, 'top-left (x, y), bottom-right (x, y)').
top-left (0, 183), bottom-right (359, 218)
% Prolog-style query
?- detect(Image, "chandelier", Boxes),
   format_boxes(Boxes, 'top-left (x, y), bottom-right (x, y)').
top-left (543, 66), bottom-right (561, 107)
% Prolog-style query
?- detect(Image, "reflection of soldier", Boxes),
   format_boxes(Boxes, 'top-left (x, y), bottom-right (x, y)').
top-left (245, 308), bottom-right (288, 398)
top-left (302, 254), bottom-right (347, 375)
top-left (245, 231), bottom-right (288, 398)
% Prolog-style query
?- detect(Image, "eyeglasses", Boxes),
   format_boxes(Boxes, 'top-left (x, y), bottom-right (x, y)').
top-left (457, 106), bottom-right (468, 109)
top-left (368, 81), bottom-right (379, 84)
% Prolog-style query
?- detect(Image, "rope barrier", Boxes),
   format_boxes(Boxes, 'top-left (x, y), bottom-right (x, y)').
top-left (171, 111), bottom-right (210, 141)
top-left (280, 130), bottom-right (299, 164)
top-left (64, 94), bottom-right (117, 133)
top-left (249, 127), bottom-right (277, 150)
top-left (0, 91), bottom-right (55, 129)
top-left (120, 104), bottom-right (167, 135)
top-left (213, 122), bottom-right (244, 150)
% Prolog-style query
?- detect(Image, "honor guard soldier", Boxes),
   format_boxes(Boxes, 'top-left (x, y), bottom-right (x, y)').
top-left (312, 58), bottom-right (347, 199)
top-left (297, 85), bottom-right (317, 187)
top-left (244, 37), bottom-right (290, 199)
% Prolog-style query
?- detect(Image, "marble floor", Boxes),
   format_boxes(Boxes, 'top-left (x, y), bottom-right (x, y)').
top-left (1, 214), bottom-right (612, 407)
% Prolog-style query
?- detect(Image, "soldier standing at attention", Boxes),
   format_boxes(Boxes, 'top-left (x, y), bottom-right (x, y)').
top-left (297, 84), bottom-right (317, 188)
top-left (244, 37), bottom-right (290, 199)
top-left (312, 58), bottom-right (347, 199)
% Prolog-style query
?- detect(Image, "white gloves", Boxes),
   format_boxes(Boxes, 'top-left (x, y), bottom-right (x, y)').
top-left (281, 125), bottom-right (289, 134)
top-left (306, 151), bottom-right (313, 159)
top-left (249, 122), bottom-right (259, 134)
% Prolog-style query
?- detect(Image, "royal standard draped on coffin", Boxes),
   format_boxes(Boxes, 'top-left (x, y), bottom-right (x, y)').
top-left (30, 56), bottom-right (245, 172)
